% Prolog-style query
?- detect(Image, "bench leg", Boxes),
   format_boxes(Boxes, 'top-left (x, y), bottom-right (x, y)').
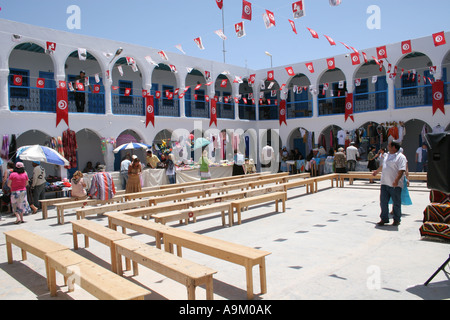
top-left (245, 262), bottom-right (254, 300)
top-left (42, 204), bottom-right (48, 220)
top-left (186, 281), bottom-right (196, 300)
top-left (205, 276), bottom-right (214, 300)
top-left (259, 259), bottom-right (267, 295)
top-left (110, 245), bottom-right (117, 273)
top-left (21, 248), bottom-right (27, 261)
top-left (73, 230), bottom-right (79, 250)
top-left (6, 241), bottom-right (13, 264)
top-left (237, 207), bottom-right (242, 225)
top-left (221, 210), bottom-right (225, 226)
top-left (48, 266), bottom-right (57, 297)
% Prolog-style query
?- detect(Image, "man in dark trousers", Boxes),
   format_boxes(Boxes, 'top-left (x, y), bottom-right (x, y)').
top-left (372, 141), bottom-right (407, 226)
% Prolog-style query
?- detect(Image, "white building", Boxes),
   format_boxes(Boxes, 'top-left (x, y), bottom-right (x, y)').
top-left (0, 19), bottom-right (448, 178)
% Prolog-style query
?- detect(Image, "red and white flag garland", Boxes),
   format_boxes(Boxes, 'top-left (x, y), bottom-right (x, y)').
top-left (292, 1), bottom-right (305, 19)
top-left (242, 0), bottom-right (252, 21)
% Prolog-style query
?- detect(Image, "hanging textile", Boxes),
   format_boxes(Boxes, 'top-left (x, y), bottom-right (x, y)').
top-left (62, 129), bottom-right (78, 169)
top-left (1, 135), bottom-right (9, 160)
top-left (245, 136), bottom-right (250, 159)
top-left (8, 134), bottom-right (16, 162)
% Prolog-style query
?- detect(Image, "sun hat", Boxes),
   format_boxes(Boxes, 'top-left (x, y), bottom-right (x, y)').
top-left (15, 162), bottom-right (24, 168)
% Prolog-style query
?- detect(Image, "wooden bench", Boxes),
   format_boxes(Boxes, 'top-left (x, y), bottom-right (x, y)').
top-left (71, 219), bottom-right (131, 273)
top-left (148, 189), bottom-right (208, 206)
top-left (40, 197), bottom-right (72, 219)
top-left (106, 213), bottom-right (172, 249)
top-left (340, 172), bottom-right (427, 186)
top-left (230, 191), bottom-right (287, 226)
top-left (162, 227), bottom-right (271, 300)
top-left (283, 177), bottom-right (315, 193)
top-left (54, 196), bottom-right (124, 225)
top-left (248, 176), bottom-right (289, 189)
top-left (4, 229), bottom-right (69, 288)
top-left (45, 249), bottom-right (150, 300)
top-left (76, 199), bottom-right (150, 220)
top-left (309, 173), bottom-right (339, 193)
top-left (152, 202), bottom-right (232, 226)
top-left (111, 202), bottom-right (191, 220)
top-left (114, 238), bottom-right (217, 300)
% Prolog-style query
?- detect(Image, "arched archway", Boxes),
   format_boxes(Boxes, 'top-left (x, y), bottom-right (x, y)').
top-left (394, 52), bottom-right (434, 109)
top-left (65, 50), bottom-right (105, 113)
top-left (238, 78), bottom-right (256, 120)
top-left (15, 129), bottom-right (59, 178)
top-left (287, 74), bottom-right (312, 118)
top-left (111, 57), bottom-right (144, 116)
top-left (113, 130), bottom-right (146, 171)
top-left (76, 128), bottom-right (105, 173)
top-left (317, 68), bottom-right (347, 116)
top-left (151, 63), bottom-right (180, 117)
top-left (215, 74), bottom-right (234, 119)
top-left (353, 61), bottom-right (387, 113)
top-left (8, 42), bottom-right (55, 112)
top-left (185, 69), bottom-right (207, 118)
top-left (403, 119), bottom-right (432, 169)
top-left (259, 79), bottom-right (280, 120)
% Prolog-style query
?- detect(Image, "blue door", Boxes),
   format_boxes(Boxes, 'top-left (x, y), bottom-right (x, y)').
top-left (375, 76), bottom-right (387, 110)
top-left (88, 76), bottom-right (105, 114)
top-left (39, 71), bottom-right (56, 112)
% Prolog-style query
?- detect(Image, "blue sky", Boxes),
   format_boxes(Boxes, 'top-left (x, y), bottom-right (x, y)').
top-left (1, 0), bottom-right (450, 70)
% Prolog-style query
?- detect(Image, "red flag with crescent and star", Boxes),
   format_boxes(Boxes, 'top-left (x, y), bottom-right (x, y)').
top-left (56, 86), bottom-right (69, 127)
top-left (145, 95), bottom-right (155, 127)
top-left (345, 93), bottom-right (354, 122)
top-left (432, 80), bottom-right (445, 115)
top-left (279, 100), bottom-right (287, 126)
top-left (210, 99), bottom-right (217, 127)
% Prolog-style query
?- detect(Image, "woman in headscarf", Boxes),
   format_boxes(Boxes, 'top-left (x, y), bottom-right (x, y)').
top-left (7, 162), bottom-right (34, 224)
top-left (70, 170), bottom-right (87, 200)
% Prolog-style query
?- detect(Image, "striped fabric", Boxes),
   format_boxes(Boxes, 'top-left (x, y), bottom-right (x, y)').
top-left (88, 172), bottom-right (116, 201)
top-left (420, 203), bottom-right (450, 241)
top-left (430, 190), bottom-right (450, 204)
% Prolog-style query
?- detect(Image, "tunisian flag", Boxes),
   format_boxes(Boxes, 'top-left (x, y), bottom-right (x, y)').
top-left (345, 93), bottom-right (354, 122)
top-left (432, 80), bottom-right (445, 115)
top-left (279, 100), bottom-right (287, 126)
top-left (56, 87), bottom-right (69, 127)
top-left (145, 95), bottom-right (155, 127)
top-left (242, 0), bottom-right (252, 20)
top-left (210, 99), bottom-right (217, 127)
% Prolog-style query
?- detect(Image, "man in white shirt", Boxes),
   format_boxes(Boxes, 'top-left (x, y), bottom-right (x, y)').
top-left (120, 154), bottom-right (131, 189)
top-left (415, 143), bottom-right (428, 172)
top-left (31, 161), bottom-right (46, 210)
top-left (346, 142), bottom-right (359, 171)
top-left (372, 141), bottom-right (407, 226)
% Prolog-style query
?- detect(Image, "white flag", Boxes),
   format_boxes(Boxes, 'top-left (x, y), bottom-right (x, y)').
top-left (175, 44), bottom-right (186, 54)
top-left (215, 29), bottom-right (227, 40)
top-left (78, 48), bottom-right (87, 61)
top-left (145, 55), bottom-right (159, 66)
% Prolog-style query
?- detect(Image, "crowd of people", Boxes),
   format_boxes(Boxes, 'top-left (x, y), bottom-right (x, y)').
top-left (278, 141), bottom-right (428, 179)
top-left (0, 139), bottom-right (428, 226)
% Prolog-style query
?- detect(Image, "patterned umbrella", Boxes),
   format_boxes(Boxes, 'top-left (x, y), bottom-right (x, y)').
top-left (113, 142), bottom-right (149, 154)
top-left (194, 138), bottom-right (211, 150)
top-left (16, 145), bottom-right (69, 166)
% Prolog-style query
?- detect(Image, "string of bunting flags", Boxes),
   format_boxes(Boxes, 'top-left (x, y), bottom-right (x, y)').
top-left (6, 0), bottom-right (448, 128)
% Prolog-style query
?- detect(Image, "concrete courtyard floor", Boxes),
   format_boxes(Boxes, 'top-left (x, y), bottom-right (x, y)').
top-left (0, 179), bottom-right (448, 300)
